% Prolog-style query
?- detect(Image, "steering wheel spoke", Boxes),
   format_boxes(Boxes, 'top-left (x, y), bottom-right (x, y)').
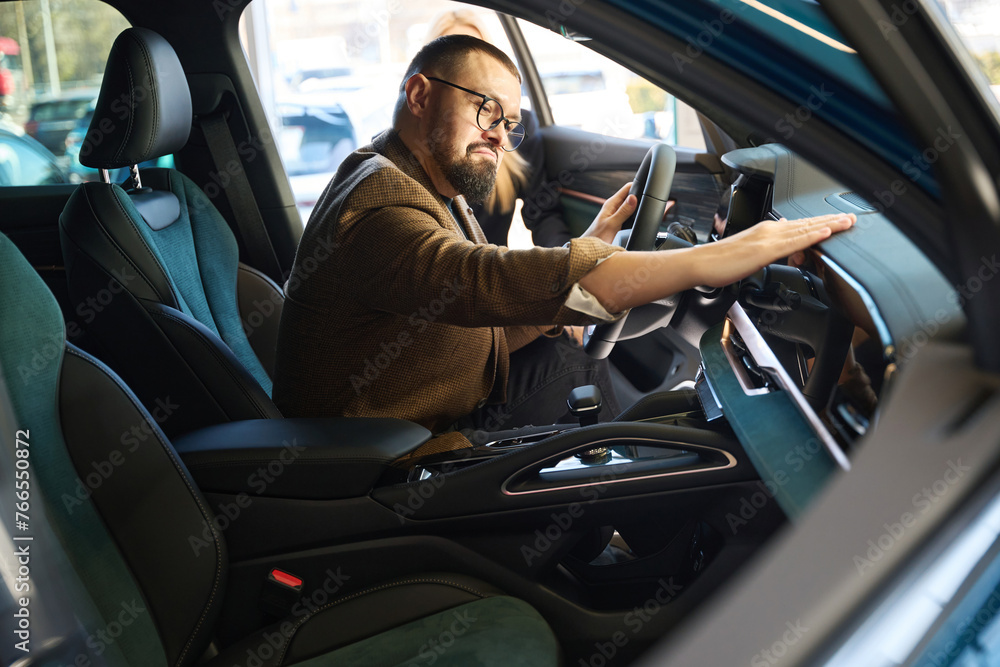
top-left (584, 143), bottom-right (679, 359)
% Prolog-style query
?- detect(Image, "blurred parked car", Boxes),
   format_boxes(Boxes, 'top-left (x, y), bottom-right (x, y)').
top-left (63, 115), bottom-right (173, 184)
top-left (23, 89), bottom-right (99, 156)
top-left (277, 96), bottom-right (356, 220)
top-left (0, 119), bottom-right (68, 185)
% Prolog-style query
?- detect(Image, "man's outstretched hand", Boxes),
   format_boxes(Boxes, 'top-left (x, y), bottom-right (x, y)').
top-left (579, 212), bottom-right (856, 314)
top-left (693, 213), bottom-right (857, 288)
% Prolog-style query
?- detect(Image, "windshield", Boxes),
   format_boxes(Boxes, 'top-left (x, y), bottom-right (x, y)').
top-left (936, 0), bottom-right (1000, 104)
top-left (607, 0), bottom-right (935, 195)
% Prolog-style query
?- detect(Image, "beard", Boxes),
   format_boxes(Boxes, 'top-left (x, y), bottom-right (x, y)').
top-left (427, 123), bottom-right (498, 205)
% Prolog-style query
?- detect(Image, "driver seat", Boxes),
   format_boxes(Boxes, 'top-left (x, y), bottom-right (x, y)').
top-left (59, 27), bottom-right (284, 438)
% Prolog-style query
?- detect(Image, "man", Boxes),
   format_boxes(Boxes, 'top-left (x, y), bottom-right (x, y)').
top-left (273, 35), bottom-right (854, 438)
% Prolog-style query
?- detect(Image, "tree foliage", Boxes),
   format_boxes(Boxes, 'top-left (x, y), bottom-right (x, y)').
top-left (0, 0), bottom-right (129, 92)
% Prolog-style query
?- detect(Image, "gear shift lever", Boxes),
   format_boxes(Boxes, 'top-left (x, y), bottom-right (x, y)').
top-left (567, 385), bottom-right (602, 427)
top-left (567, 385), bottom-right (610, 464)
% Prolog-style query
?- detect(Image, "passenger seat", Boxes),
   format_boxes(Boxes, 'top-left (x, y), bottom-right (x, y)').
top-left (59, 27), bottom-right (284, 437)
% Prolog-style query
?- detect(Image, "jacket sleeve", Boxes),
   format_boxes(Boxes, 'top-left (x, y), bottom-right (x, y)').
top-left (333, 171), bottom-right (622, 328)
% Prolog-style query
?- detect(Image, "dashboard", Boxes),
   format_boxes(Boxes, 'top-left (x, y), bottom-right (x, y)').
top-left (693, 144), bottom-right (965, 515)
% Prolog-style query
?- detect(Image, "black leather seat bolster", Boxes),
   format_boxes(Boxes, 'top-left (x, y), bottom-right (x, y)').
top-left (58, 344), bottom-right (226, 667)
top-left (173, 418), bottom-right (432, 500)
top-left (205, 574), bottom-right (502, 667)
top-left (236, 262), bottom-right (284, 379)
top-left (60, 181), bottom-right (181, 308)
top-left (144, 302), bottom-right (281, 423)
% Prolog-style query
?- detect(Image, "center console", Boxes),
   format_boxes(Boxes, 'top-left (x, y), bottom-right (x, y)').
top-left (174, 396), bottom-right (783, 664)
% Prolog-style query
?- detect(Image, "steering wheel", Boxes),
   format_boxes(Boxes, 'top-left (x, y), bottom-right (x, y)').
top-left (584, 143), bottom-right (681, 359)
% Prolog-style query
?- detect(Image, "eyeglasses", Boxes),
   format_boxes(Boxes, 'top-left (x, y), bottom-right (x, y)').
top-left (426, 76), bottom-right (526, 151)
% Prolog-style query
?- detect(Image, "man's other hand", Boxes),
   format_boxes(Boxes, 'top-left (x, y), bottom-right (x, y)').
top-left (580, 183), bottom-right (638, 245)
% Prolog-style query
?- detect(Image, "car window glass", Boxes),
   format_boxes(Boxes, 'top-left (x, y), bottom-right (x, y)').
top-left (0, 132), bottom-right (61, 185)
top-left (934, 0), bottom-right (1000, 106)
top-left (0, 0), bottom-right (140, 188)
top-left (516, 18), bottom-right (706, 150)
top-left (240, 0), bottom-right (521, 223)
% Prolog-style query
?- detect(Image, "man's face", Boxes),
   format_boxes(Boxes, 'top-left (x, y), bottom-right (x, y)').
top-left (424, 52), bottom-right (521, 204)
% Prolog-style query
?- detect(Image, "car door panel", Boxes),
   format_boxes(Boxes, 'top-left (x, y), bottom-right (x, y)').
top-left (539, 125), bottom-right (724, 238)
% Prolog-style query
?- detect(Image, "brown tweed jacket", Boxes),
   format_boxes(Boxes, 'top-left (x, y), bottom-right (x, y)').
top-left (273, 129), bottom-right (622, 433)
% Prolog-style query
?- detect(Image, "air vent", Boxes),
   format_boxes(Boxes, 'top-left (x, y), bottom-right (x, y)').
top-left (839, 192), bottom-right (877, 211)
top-left (825, 191), bottom-right (878, 214)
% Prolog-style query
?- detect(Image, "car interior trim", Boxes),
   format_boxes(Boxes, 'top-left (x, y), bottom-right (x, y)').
top-left (725, 302), bottom-right (851, 471)
top-left (818, 252), bottom-right (895, 359)
top-left (499, 437), bottom-right (738, 496)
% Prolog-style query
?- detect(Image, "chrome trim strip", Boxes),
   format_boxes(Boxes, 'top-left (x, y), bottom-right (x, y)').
top-left (721, 318), bottom-right (773, 396)
top-left (726, 303), bottom-right (851, 471)
top-left (483, 428), bottom-right (566, 449)
top-left (500, 437), bottom-right (738, 496)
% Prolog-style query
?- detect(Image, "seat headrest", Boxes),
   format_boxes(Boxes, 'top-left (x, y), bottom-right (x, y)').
top-left (80, 28), bottom-right (192, 170)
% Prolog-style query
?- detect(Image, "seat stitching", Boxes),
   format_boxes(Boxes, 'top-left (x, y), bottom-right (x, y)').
top-left (113, 39), bottom-right (137, 166)
top-left (67, 187), bottom-right (169, 304)
top-left (107, 187), bottom-right (184, 307)
top-left (133, 32), bottom-right (158, 163)
top-left (276, 578), bottom-right (489, 664)
top-left (64, 346), bottom-right (223, 667)
top-left (238, 264), bottom-right (284, 297)
top-left (148, 310), bottom-right (273, 419)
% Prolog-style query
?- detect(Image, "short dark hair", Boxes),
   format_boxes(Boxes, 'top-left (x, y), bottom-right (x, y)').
top-left (399, 34), bottom-right (521, 93)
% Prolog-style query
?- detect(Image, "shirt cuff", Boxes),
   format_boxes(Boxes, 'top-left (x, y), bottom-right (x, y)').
top-left (561, 246), bottom-right (624, 322)
top-left (564, 283), bottom-right (619, 321)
